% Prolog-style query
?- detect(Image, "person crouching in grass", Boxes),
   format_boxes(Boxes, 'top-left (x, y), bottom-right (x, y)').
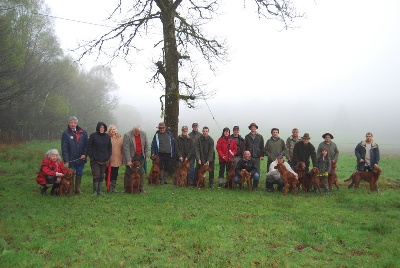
top-left (36, 149), bottom-right (67, 195)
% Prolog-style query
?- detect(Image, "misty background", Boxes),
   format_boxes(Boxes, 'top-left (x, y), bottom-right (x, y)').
top-left (45, 1), bottom-right (400, 155)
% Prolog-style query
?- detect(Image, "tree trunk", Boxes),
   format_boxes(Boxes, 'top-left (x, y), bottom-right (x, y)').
top-left (160, 4), bottom-right (179, 137)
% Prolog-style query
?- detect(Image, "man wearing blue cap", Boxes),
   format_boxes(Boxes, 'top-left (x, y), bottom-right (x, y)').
top-left (265, 153), bottom-right (298, 192)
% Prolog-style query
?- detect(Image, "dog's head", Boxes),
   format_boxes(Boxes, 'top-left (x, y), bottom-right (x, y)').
top-left (227, 160), bottom-right (235, 170)
top-left (373, 166), bottom-right (382, 177)
top-left (150, 155), bottom-right (160, 164)
top-left (274, 163), bottom-right (287, 174)
top-left (63, 168), bottom-right (75, 180)
top-left (199, 164), bottom-right (212, 173)
top-left (309, 167), bottom-right (319, 176)
top-left (183, 159), bottom-right (191, 169)
top-left (295, 161), bottom-right (306, 171)
top-left (132, 161), bottom-right (141, 169)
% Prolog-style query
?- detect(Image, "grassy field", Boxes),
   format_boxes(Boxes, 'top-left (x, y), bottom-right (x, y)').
top-left (1, 141), bottom-right (400, 267)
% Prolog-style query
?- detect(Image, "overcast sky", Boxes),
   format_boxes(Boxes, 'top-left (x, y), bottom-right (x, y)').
top-left (45, 0), bottom-right (400, 153)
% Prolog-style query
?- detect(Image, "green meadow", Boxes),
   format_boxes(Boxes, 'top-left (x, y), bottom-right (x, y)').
top-left (1, 141), bottom-right (399, 267)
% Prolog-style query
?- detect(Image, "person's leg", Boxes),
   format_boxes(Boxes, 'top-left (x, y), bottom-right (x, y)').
top-left (209, 161), bottom-right (215, 188)
top-left (252, 172), bottom-right (260, 189)
top-left (218, 162), bottom-right (226, 187)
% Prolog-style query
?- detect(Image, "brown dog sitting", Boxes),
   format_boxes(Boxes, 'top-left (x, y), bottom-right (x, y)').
top-left (274, 163), bottom-right (298, 196)
top-left (225, 160), bottom-right (235, 190)
top-left (196, 164), bottom-right (212, 189)
top-left (308, 167), bottom-right (322, 194)
top-left (174, 159), bottom-right (191, 188)
top-left (57, 168), bottom-right (75, 196)
top-left (344, 166), bottom-right (382, 191)
top-left (148, 155), bottom-right (160, 185)
top-left (126, 161), bottom-right (141, 194)
top-left (328, 161), bottom-right (339, 191)
top-left (295, 161), bottom-right (307, 192)
top-left (239, 169), bottom-right (252, 192)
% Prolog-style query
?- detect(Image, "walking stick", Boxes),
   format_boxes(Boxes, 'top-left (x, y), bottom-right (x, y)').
top-left (106, 165), bottom-right (111, 191)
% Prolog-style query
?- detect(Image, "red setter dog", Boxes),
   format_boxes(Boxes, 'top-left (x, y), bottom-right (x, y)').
top-left (174, 159), bottom-right (191, 188)
top-left (126, 161), bottom-right (141, 194)
top-left (328, 161), bottom-right (339, 191)
top-left (148, 155), bottom-right (160, 185)
top-left (57, 168), bottom-right (75, 196)
top-left (344, 166), bottom-right (382, 191)
top-left (274, 163), bottom-right (298, 196)
top-left (239, 169), bottom-right (252, 192)
top-left (196, 165), bottom-right (212, 189)
top-left (225, 161), bottom-right (235, 190)
top-left (304, 167), bottom-right (321, 194)
top-left (295, 161), bottom-right (307, 192)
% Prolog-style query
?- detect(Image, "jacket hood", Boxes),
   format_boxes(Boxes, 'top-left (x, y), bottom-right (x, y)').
top-left (96, 122), bottom-right (107, 133)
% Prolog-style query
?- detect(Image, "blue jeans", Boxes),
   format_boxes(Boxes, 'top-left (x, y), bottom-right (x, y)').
top-left (69, 163), bottom-right (85, 177)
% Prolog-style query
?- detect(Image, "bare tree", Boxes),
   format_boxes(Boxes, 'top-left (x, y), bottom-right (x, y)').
top-left (80, 0), bottom-right (303, 136)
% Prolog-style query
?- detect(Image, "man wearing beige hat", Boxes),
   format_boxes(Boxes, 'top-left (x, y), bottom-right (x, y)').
top-left (151, 122), bottom-right (175, 184)
top-left (175, 125), bottom-right (194, 167)
top-left (292, 133), bottom-right (317, 171)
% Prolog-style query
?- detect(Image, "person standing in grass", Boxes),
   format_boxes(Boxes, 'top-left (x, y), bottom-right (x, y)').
top-left (264, 128), bottom-right (286, 172)
top-left (355, 132), bottom-right (380, 172)
top-left (88, 122), bottom-right (112, 196)
top-left (61, 116), bottom-right (88, 195)
top-left (123, 125), bottom-right (148, 193)
top-left (188, 122), bottom-right (201, 185)
top-left (216, 127), bottom-right (237, 188)
top-left (317, 133), bottom-right (339, 172)
top-left (316, 148), bottom-right (331, 194)
top-left (175, 125), bottom-right (194, 185)
top-left (292, 133), bottom-right (317, 171)
top-left (151, 122), bottom-right (175, 185)
top-left (106, 125), bottom-right (123, 193)
top-left (230, 125), bottom-right (245, 167)
top-left (195, 126), bottom-right (215, 188)
top-left (244, 123), bottom-right (265, 180)
top-left (36, 149), bottom-right (67, 195)
top-left (285, 128), bottom-right (302, 168)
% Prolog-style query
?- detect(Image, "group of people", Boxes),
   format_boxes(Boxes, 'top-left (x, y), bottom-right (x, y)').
top-left (36, 117), bottom-right (380, 196)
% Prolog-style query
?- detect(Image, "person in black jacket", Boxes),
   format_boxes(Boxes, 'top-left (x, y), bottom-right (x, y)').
top-left (88, 122), bottom-right (112, 195)
top-left (61, 116), bottom-right (88, 194)
top-left (292, 133), bottom-right (317, 171)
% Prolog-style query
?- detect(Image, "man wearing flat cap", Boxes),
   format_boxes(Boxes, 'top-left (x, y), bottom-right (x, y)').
top-left (292, 133), bottom-right (317, 171)
top-left (244, 123), bottom-right (265, 178)
top-left (317, 133), bottom-right (339, 172)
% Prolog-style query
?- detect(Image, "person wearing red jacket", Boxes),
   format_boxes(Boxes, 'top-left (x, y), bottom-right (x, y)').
top-left (216, 127), bottom-right (238, 188)
top-left (36, 149), bottom-right (67, 195)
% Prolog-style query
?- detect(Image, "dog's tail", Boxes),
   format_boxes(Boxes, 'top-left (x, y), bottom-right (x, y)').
top-left (343, 176), bottom-right (353, 182)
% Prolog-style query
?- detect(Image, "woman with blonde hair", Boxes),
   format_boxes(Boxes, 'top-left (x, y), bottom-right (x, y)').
top-left (107, 124), bottom-right (124, 193)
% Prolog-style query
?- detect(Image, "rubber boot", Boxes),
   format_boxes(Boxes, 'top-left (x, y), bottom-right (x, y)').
top-left (93, 180), bottom-right (98, 196)
top-left (209, 177), bottom-right (214, 188)
top-left (41, 186), bottom-right (49, 195)
top-left (252, 179), bottom-right (259, 190)
top-left (218, 177), bottom-right (224, 188)
top-left (51, 183), bottom-right (60, 196)
top-left (110, 180), bottom-right (117, 193)
top-left (97, 181), bottom-right (104, 196)
top-left (324, 188), bottom-right (329, 195)
top-left (75, 176), bottom-right (83, 194)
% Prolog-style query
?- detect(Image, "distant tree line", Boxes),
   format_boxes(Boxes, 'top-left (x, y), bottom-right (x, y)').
top-left (0, 0), bottom-right (118, 143)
